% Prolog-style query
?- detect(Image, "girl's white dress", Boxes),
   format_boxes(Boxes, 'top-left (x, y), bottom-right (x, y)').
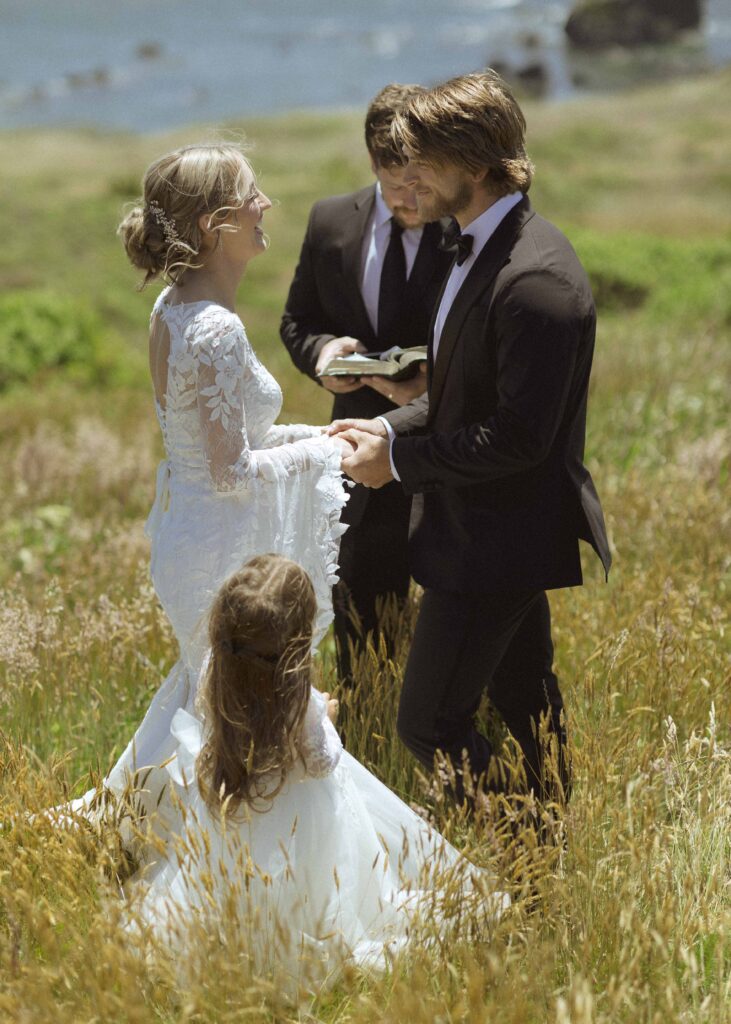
top-left (128, 690), bottom-right (506, 992)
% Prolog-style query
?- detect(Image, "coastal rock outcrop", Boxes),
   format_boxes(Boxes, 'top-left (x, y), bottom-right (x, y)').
top-left (565, 0), bottom-right (702, 50)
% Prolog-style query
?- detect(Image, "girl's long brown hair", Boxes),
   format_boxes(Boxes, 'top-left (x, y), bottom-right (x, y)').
top-left (196, 554), bottom-right (317, 816)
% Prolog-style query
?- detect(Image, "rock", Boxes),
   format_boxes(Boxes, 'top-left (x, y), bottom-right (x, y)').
top-left (488, 59), bottom-right (511, 81)
top-left (661, 0), bottom-right (703, 30)
top-left (517, 31), bottom-right (543, 50)
top-left (571, 69), bottom-right (590, 87)
top-left (65, 71), bottom-right (86, 89)
top-left (486, 60), bottom-right (549, 98)
top-left (565, 0), bottom-right (702, 50)
top-left (515, 61), bottom-right (549, 97)
top-left (136, 42), bottom-right (162, 61)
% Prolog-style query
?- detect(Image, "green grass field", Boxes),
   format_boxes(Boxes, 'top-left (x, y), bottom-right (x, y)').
top-left (0, 69), bottom-right (729, 1022)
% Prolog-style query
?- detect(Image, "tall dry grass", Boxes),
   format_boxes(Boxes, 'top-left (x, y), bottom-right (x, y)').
top-left (1, 71), bottom-right (730, 1022)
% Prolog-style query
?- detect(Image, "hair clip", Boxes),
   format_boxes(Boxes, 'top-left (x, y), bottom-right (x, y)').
top-left (147, 199), bottom-right (180, 246)
top-left (219, 638), bottom-right (280, 666)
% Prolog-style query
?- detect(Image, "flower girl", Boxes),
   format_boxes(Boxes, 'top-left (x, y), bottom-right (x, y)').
top-left (126, 553), bottom-right (507, 992)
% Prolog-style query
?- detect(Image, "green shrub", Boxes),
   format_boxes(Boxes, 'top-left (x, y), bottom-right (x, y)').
top-left (0, 290), bottom-right (146, 392)
top-left (571, 230), bottom-right (731, 326)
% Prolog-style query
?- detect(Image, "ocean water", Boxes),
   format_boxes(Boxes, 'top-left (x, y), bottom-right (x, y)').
top-left (1, 0), bottom-right (730, 131)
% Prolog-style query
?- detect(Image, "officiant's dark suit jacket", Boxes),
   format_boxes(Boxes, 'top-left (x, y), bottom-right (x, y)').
top-left (384, 196), bottom-right (611, 594)
top-left (280, 184), bottom-right (452, 530)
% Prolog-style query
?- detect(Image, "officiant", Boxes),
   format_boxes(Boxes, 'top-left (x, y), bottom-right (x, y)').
top-left (280, 83), bottom-right (451, 684)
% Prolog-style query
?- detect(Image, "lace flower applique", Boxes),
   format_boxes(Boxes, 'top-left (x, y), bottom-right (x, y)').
top-left (197, 331), bottom-right (244, 431)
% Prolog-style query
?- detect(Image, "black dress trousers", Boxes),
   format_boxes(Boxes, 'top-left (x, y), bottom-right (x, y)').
top-left (396, 588), bottom-right (569, 802)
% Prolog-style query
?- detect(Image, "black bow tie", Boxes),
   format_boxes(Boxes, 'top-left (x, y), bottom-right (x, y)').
top-left (440, 220), bottom-right (474, 266)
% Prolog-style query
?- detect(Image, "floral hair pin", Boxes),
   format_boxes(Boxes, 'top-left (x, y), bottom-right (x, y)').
top-left (148, 199), bottom-right (180, 246)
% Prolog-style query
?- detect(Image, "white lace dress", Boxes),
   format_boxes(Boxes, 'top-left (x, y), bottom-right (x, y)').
top-left (105, 290), bottom-right (347, 794)
top-left (127, 689), bottom-right (508, 993)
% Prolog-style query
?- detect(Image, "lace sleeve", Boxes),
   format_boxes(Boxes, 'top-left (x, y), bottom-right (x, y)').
top-left (190, 311), bottom-right (338, 491)
top-left (297, 688), bottom-right (342, 778)
top-left (260, 423), bottom-right (325, 447)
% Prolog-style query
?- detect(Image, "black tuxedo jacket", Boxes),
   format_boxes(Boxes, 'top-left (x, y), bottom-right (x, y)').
top-left (280, 184), bottom-right (452, 525)
top-left (385, 196), bottom-right (612, 594)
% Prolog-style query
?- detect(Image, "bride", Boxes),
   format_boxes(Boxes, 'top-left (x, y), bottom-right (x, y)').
top-left (78, 141), bottom-right (506, 989)
top-left (107, 142), bottom-right (352, 799)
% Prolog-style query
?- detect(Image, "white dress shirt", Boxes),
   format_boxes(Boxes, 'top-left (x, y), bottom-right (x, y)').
top-left (381, 191), bottom-right (523, 481)
top-left (360, 183), bottom-right (423, 335)
top-left (431, 191), bottom-right (523, 358)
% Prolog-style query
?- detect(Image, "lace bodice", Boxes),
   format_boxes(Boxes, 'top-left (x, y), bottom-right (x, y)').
top-left (152, 290), bottom-right (332, 489)
top-left (140, 288), bottom-right (347, 681)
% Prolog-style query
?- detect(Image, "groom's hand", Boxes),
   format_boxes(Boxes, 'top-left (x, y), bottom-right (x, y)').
top-left (327, 417), bottom-right (387, 438)
top-left (340, 429), bottom-right (393, 489)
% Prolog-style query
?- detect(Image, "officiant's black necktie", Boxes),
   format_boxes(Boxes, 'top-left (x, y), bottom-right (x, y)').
top-left (377, 218), bottom-right (406, 344)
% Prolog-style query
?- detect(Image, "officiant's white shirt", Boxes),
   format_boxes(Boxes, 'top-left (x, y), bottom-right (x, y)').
top-left (360, 183), bottom-right (423, 335)
top-left (380, 191), bottom-right (523, 481)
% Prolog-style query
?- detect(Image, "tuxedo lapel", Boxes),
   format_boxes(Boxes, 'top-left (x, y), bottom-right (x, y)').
top-left (428, 198), bottom-right (534, 422)
top-left (340, 186), bottom-right (377, 346)
top-left (424, 219), bottom-right (454, 387)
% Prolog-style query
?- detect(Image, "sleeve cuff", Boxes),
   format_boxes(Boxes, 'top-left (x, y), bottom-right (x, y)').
top-left (378, 416), bottom-right (396, 442)
top-left (377, 417), bottom-right (400, 482)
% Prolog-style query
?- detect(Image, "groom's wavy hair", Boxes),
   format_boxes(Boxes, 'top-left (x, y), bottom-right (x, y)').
top-left (118, 142), bottom-right (259, 289)
top-left (391, 70), bottom-right (534, 196)
top-left (197, 554), bottom-right (317, 817)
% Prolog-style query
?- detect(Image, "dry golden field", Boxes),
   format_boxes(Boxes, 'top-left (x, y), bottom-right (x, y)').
top-left (0, 70), bottom-right (730, 1022)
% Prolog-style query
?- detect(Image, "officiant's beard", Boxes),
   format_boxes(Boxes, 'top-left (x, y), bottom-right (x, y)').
top-left (418, 177), bottom-right (474, 222)
top-left (391, 206), bottom-right (423, 231)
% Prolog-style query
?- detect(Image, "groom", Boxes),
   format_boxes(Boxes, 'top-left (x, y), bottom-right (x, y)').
top-left (332, 71), bottom-right (611, 805)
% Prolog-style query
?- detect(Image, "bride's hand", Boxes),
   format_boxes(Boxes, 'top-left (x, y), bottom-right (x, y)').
top-left (327, 417), bottom-right (387, 438)
top-left (334, 435), bottom-right (356, 459)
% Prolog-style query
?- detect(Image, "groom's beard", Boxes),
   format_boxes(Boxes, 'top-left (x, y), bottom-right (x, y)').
top-left (418, 178), bottom-right (474, 222)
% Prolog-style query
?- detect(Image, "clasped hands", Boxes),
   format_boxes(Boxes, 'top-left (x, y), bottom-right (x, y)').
top-left (328, 418), bottom-right (393, 489)
top-left (315, 335), bottom-right (424, 488)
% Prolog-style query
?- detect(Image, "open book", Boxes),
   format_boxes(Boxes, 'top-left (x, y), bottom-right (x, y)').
top-left (319, 346), bottom-right (427, 381)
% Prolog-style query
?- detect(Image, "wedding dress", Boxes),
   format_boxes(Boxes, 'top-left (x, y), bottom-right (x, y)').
top-left (76, 289), bottom-right (506, 984)
top-left (102, 288), bottom-right (346, 798)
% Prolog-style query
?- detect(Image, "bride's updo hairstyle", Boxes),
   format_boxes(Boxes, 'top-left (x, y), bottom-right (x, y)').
top-left (197, 553), bottom-right (317, 816)
top-left (118, 142), bottom-right (255, 288)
